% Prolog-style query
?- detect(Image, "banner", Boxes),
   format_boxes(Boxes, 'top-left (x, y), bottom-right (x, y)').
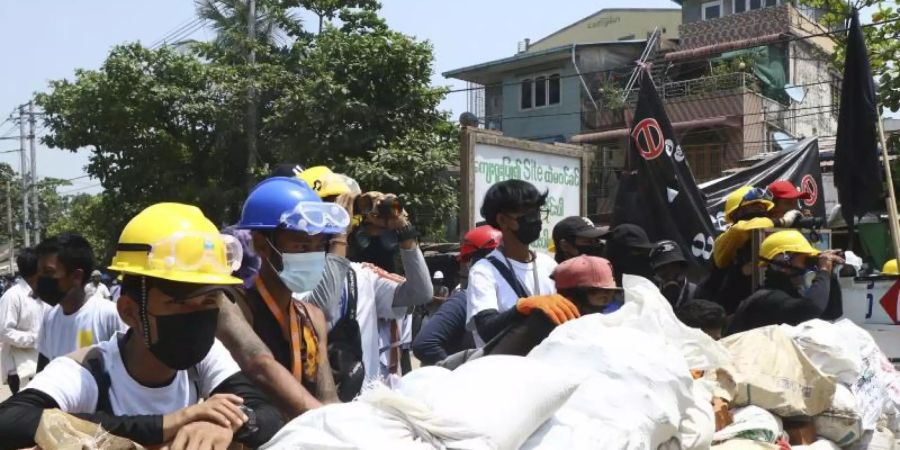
top-left (473, 143), bottom-right (582, 252)
top-left (699, 138), bottom-right (826, 231)
top-left (613, 72), bottom-right (717, 273)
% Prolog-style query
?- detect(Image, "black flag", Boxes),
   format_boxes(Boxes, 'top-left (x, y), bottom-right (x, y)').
top-left (834, 9), bottom-right (882, 237)
top-left (613, 70), bottom-right (716, 275)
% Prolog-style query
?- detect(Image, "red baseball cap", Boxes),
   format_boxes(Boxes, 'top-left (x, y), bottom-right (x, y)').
top-left (551, 255), bottom-right (622, 291)
top-left (767, 180), bottom-right (811, 200)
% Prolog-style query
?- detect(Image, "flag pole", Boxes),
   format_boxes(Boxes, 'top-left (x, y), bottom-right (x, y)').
top-left (877, 112), bottom-right (900, 261)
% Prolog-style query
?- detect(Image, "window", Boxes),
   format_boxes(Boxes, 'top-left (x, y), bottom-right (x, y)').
top-left (702, 0), bottom-right (722, 20)
top-left (733, 0), bottom-right (779, 13)
top-left (521, 79), bottom-right (532, 109)
top-left (520, 74), bottom-right (561, 110)
top-left (765, 0), bottom-right (777, 6)
top-left (735, 0), bottom-right (745, 13)
top-left (548, 74), bottom-right (561, 105)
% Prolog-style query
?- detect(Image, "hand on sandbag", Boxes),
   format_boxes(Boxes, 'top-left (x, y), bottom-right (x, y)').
top-left (516, 294), bottom-right (580, 325)
top-left (778, 210), bottom-right (803, 227)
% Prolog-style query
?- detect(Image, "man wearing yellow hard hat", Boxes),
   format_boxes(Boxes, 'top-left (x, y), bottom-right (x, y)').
top-left (0, 203), bottom-right (283, 449)
top-left (699, 186), bottom-right (804, 314)
top-left (726, 230), bottom-right (844, 336)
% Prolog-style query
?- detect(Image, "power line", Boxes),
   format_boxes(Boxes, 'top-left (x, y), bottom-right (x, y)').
top-left (443, 16), bottom-right (900, 96)
top-left (151, 17), bottom-right (204, 48)
top-left (57, 183), bottom-right (101, 195)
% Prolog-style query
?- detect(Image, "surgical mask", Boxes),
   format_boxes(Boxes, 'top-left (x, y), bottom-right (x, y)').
top-left (576, 244), bottom-right (606, 257)
top-left (277, 251), bottom-right (327, 294)
top-left (147, 309), bottom-right (219, 370)
top-left (36, 276), bottom-right (68, 307)
top-left (514, 215), bottom-right (543, 245)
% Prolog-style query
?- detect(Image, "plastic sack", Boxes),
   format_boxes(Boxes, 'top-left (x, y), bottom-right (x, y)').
top-left (844, 427), bottom-right (897, 450)
top-left (711, 440), bottom-right (781, 449)
top-left (713, 406), bottom-right (783, 444)
top-left (35, 409), bottom-right (145, 450)
top-left (814, 384), bottom-right (862, 446)
top-left (522, 320), bottom-right (710, 450)
top-left (720, 325), bottom-right (836, 417)
top-left (792, 440), bottom-right (841, 450)
top-left (782, 320), bottom-right (862, 386)
top-left (832, 320), bottom-right (900, 430)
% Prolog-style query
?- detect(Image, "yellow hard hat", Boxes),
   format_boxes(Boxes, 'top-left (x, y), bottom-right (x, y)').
top-left (724, 186), bottom-right (774, 223)
top-left (298, 166), bottom-right (352, 199)
top-left (109, 203), bottom-right (242, 285)
top-left (883, 259), bottom-right (899, 275)
top-left (759, 230), bottom-right (820, 262)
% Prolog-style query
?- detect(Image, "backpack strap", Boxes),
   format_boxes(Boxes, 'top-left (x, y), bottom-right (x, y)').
top-left (68, 346), bottom-right (113, 414)
top-left (344, 268), bottom-right (358, 321)
top-left (486, 256), bottom-right (531, 299)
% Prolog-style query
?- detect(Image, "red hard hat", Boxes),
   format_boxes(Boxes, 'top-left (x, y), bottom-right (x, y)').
top-left (459, 225), bottom-right (503, 262)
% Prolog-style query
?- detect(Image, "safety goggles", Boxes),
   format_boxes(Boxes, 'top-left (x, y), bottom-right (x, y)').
top-left (279, 201), bottom-right (351, 234)
top-left (145, 232), bottom-right (244, 276)
top-left (742, 187), bottom-right (773, 204)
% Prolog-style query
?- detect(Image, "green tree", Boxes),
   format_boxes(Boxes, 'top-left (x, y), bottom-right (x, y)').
top-left (45, 193), bottom-right (118, 263)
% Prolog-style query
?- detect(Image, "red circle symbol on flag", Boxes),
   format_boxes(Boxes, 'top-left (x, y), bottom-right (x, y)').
top-left (800, 174), bottom-right (817, 207)
top-left (631, 118), bottom-right (665, 160)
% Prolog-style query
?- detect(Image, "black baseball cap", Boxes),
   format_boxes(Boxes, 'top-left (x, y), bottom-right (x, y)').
top-left (552, 216), bottom-right (610, 245)
top-left (608, 224), bottom-right (654, 250)
top-left (650, 240), bottom-right (688, 269)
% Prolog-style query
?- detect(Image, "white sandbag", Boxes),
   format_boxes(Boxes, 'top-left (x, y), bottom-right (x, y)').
top-left (712, 406), bottom-right (783, 444)
top-left (259, 402), bottom-right (430, 450)
top-left (792, 440), bottom-right (841, 450)
top-left (720, 325), bottom-right (836, 417)
top-left (365, 355), bottom-right (579, 450)
top-left (784, 319), bottom-right (862, 386)
top-left (711, 440), bottom-right (780, 449)
top-left (523, 321), bottom-right (708, 450)
top-left (832, 320), bottom-right (900, 430)
top-left (844, 427), bottom-right (897, 450)
top-left (814, 384), bottom-right (863, 446)
top-left (395, 365), bottom-right (451, 400)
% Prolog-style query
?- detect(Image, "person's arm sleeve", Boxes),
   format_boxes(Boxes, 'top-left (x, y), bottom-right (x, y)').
top-left (391, 247), bottom-right (433, 308)
top-left (0, 388), bottom-right (60, 449)
top-left (0, 293), bottom-right (38, 348)
top-left (466, 262), bottom-right (500, 327)
top-left (306, 254), bottom-right (351, 325)
top-left (473, 308), bottom-right (524, 344)
top-left (370, 266), bottom-right (408, 320)
top-left (484, 313), bottom-right (556, 357)
top-left (800, 270), bottom-right (833, 316)
top-left (822, 274), bottom-right (843, 320)
top-left (209, 372), bottom-right (284, 447)
top-left (412, 295), bottom-right (467, 365)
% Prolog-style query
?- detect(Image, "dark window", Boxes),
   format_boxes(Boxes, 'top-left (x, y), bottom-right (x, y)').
top-left (764, 0), bottom-right (777, 6)
top-left (535, 76), bottom-right (547, 107)
top-left (735, 0), bottom-right (746, 13)
top-left (703, 3), bottom-right (722, 20)
top-left (750, 0), bottom-right (761, 9)
top-left (548, 74), bottom-right (560, 105)
top-left (521, 79), bottom-right (532, 109)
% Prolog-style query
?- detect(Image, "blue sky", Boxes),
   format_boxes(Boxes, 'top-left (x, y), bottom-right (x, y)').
top-left (0, 0), bottom-right (867, 193)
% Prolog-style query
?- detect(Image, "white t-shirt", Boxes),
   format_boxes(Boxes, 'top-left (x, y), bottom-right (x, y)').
top-left (0, 279), bottom-right (49, 382)
top-left (26, 333), bottom-right (240, 415)
top-left (38, 295), bottom-right (127, 360)
top-left (345, 263), bottom-right (406, 385)
top-left (85, 283), bottom-right (111, 301)
top-left (466, 249), bottom-right (557, 346)
top-left (377, 313), bottom-right (413, 378)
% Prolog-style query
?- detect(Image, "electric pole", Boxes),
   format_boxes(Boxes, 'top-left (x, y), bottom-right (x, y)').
top-left (18, 105), bottom-right (29, 248)
top-left (29, 101), bottom-right (39, 243)
top-left (6, 181), bottom-right (13, 276)
top-left (245, 0), bottom-right (257, 188)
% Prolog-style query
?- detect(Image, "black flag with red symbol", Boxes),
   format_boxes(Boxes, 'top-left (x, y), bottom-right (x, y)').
top-left (613, 70), bottom-right (717, 278)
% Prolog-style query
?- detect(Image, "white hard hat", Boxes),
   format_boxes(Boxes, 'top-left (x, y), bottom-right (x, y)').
top-left (433, 271), bottom-right (444, 279)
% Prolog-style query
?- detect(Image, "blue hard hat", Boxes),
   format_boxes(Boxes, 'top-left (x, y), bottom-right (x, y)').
top-left (237, 177), bottom-right (350, 234)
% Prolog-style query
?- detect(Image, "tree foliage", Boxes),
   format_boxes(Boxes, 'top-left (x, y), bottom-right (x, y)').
top-left (45, 193), bottom-right (118, 262)
top-left (36, 0), bottom-right (458, 241)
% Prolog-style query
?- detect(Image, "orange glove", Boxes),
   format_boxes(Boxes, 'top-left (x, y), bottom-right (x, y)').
top-left (516, 294), bottom-right (581, 325)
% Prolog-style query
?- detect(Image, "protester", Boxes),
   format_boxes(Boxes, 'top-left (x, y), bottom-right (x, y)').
top-left (675, 299), bottom-right (726, 340)
top-left (0, 249), bottom-right (47, 394)
top-left (466, 180), bottom-right (566, 347)
top-left (486, 256), bottom-right (624, 356)
top-left (413, 225), bottom-right (500, 365)
top-left (236, 177), bottom-right (343, 403)
top-left (110, 277), bottom-right (121, 302)
top-left (726, 230), bottom-right (844, 336)
top-left (604, 223), bottom-right (655, 284)
top-left (84, 270), bottom-right (111, 300)
top-left (0, 203), bottom-right (284, 450)
top-left (297, 167), bottom-right (433, 395)
top-left (650, 240), bottom-right (696, 309)
top-left (35, 233), bottom-right (126, 370)
top-left (767, 180), bottom-right (811, 218)
top-left (551, 216), bottom-right (609, 263)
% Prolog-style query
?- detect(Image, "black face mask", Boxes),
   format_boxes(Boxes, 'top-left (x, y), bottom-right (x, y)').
top-left (576, 244), bottom-right (606, 257)
top-left (514, 215), bottom-right (543, 245)
top-left (658, 280), bottom-right (684, 304)
top-left (146, 309), bottom-right (219, 370)
top-left (36, 276), bottom-right (68, 307)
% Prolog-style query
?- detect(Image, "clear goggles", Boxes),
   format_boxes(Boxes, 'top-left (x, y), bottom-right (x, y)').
top-left (147, 232), bottom-right (244, 276)
top-left (742, 187), bottom-right (773, 204)
top-left (279, 201), bottom-right (351, 234)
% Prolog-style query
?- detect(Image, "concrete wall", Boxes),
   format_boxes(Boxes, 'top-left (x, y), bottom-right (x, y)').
top-left (495, 62), bottom-right (583, 142)
top-left (527, 10), bottom-right (681, 52)
top-left (788, 40), bottom-right (837, 144)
